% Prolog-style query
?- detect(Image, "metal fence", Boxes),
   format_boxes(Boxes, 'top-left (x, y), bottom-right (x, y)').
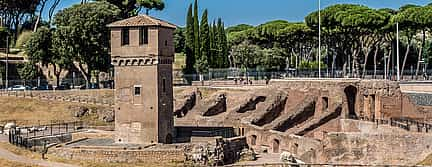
top-left (177, 68), bottom-right (432, 85)
top-left (351, 116), bottom-right (432, 133)
top-left (8, 121), bottom-right (84, 149)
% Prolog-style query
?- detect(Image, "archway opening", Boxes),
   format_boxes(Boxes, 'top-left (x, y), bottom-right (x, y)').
top-left (272, 139), bottom-right (280, 153)
top-left (165, 133), bottom-right (173, 144)
top-left (344, 85), bottom-right (358, 119)
top-left (250, 135), bottom-right (257, 146)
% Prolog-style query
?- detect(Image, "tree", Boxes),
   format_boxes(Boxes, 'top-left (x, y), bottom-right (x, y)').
top-left (53, 1), bottom-right (120, 87)
top-left (138, 0), bottom-right (165, 15)
top-left (197, 9), bottom-right (209, 74)
top-left (25, 26), bottom-right (72, 86)
top-left (184, 4), bottom-right (195, 75)
top-left (97, 0), bottom-right (164, 18)
top-left (174, 27), bottom-right (185, 53)
top-left (230, 40), bottom-right (260, 81)
top-left (193, 0), bottom-right (200, 71)
top-left (18, 62), bottom-right (39, 80)
top-left (392, 4), bottom-right (421, 79)
top-left (226, 24), bottom-right (253, 33)
top-left (0, 0), bottom-right (40, 41)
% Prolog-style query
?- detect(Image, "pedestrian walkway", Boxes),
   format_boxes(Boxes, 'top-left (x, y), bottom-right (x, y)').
top-left (0, 138), bottom-right (77, 167)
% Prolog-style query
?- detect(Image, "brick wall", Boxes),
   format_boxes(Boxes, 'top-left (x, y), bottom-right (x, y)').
top-left (51, 147), bottom-right (184, 163)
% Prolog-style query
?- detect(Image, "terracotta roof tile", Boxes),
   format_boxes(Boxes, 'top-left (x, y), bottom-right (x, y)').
top-left (107, 15), bottom-right (177, 29)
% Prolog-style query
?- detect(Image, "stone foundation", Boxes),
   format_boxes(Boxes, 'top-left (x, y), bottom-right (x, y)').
top-left (51, 147), bottom-right (184, 163)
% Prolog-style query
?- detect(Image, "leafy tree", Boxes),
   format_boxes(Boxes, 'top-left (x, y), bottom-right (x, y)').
top-left (174, 27), bottom-right (186, 53)
top-left (226, 24), bottom-right (253, 33)
top-left (184, 4), bottom-right (195, 75)
top-left (25, 26), bottom-right (72, 86)
top-left (230, 40), bottom-right (260, 81)
top-left (197, 9), bottom-right (209, 73)
top-left (138, 0), bottom-right (165, 15)
top-left (53, 1), bottom-right (120, 86)
top-left (97, 0), bottom-right (164, 18)
top-left (392, 5), bottom-right (422, 79)
top-left (0, 0), bottom-right (40, 41)
top-left (18, 62), bottom-right (39, 80)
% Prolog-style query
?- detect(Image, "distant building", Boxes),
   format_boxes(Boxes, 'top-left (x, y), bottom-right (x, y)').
top-left (108, 15), bottom-right (176, 144)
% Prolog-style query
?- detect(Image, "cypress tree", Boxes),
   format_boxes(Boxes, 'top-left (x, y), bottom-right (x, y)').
top-left (193, 0), bottom-right (200, 72)
top-left (185, 4), bottom-right (195, 74)
top-left (197, 9), bottom-right (210, 73)
top-left (211, 21), bottom-right (218, 68)
top-left (216, 18), bottom-right (223, 68)
top-left (220, 21), bottom-right (229, 68)
top-left (209, 21), bottom-right (215, 68)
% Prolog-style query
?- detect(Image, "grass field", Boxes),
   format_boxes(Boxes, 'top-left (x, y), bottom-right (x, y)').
top-left (0, 157), bottom-right (40, 167)
top-left (0, 96), bottom-right (110, 126)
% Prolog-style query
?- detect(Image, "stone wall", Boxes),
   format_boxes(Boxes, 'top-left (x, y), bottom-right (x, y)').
top-left (51, 147), bottom-right (184, 163)
top-left (0, 90), bottom-right (114, 107)
top-left (320, 131), bottom-right (432, 165)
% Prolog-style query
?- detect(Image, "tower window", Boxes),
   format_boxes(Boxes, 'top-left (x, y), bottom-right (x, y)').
top-left (165, 40), bottom-right (167, 46)
top-left (134, 85), bottom-right (141, 96)
top-left (121, 28), bottom-right (129, 46)
top-left (139, 27), bottom-right (149, 45)
top-left (162, 78), bottom-right (166, 93)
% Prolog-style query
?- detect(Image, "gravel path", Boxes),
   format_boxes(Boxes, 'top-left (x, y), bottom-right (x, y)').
top-left (0, 136), bottom-right (78, 167)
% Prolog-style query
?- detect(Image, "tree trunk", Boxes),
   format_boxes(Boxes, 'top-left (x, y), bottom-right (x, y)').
top-left (386, 48), bottom-right (392, 78)
top-left (373, 45), bottom-right (379, 79)
top-left (53, 65), bottom-right (62, 87)
top-left (401, 40), bottom-right (411, 80)
top-left (415, 30), bottom-right (426, 79)
top-left (77, 63), bottom-right (90, 88)
top-left (362, 47), bottom-right (372, 79)
top-left (34, 0), bottom-right (46, 32)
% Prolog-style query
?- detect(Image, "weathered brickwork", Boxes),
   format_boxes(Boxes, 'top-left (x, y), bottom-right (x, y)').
top-left (51, 148), bottom-right (184, 163)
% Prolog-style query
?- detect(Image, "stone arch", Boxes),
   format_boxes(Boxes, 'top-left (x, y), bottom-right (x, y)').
top-left (131, 59), bottom-right (138, 66)
top-left (165, 133), bottom-right (173, 144)
top-left (344, 85), bottom-right (358, 119)
top-left (250, 135), bottom-right (257, 146)
top-left (272, 139), bottom-right (280, 153)
top-left (291, 143), bottom-right (299, 154)
top-left (138, 59), bottom-right (144, 66)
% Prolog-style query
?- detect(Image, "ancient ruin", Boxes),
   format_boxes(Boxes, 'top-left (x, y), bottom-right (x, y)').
top-left (3, 15), bottom-right (432, 166)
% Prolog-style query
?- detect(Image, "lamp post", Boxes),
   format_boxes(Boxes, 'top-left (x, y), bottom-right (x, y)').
top-left (396, 22), bottom-right (400, 81)
top-left (318, 0), bottom-right (321, 78)
top-left (5, 30), bottom-right (8, 90)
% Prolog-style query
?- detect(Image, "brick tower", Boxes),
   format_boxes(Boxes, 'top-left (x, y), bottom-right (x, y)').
top-left (108, 15), bottom-right (176, 144)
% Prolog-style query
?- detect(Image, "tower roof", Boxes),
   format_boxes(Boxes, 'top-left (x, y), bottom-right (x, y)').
top-left (107, 15), bottom-right (177, 29)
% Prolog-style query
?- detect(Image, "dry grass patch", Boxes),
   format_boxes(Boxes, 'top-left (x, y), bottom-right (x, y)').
top-left (0, 157), bottom-right (40, 167)
top-left (0, 96), bottom-right (109, 126)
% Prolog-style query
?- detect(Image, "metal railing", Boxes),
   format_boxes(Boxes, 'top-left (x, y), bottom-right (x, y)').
top-left (351, 116), bottom-right (432, 133)
top-left (8, 121), bottom-right (84, 149)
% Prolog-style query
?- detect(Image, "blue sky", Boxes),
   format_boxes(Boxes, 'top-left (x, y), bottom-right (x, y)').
top-left (44, 0), bottom-right (431, 27)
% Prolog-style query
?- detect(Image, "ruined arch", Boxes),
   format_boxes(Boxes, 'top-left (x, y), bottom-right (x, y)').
top-left (165, 133), bottom-right (173, 144)
top-left (344, 85), bottom-right (358, 119)
top-left (250, 135), bottom-right (257, 146)
top-left (272, 139), bottom-right (280, 153)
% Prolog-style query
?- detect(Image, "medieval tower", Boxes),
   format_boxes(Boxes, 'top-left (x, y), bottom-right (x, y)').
top-left (108, 15), bottom-right (176, 144)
